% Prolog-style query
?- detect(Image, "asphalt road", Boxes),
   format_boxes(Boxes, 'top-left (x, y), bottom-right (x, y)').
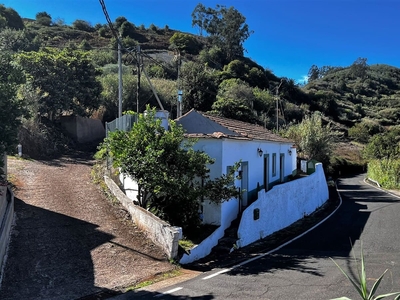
top-left (119, 173), bottom-right (400, 299)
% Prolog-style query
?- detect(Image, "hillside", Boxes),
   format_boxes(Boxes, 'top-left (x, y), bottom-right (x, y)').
top-left (302, 63), bottom-right (400, 128)
top-left (13, 11), bottom-right (400, 133)
top-left (4, 5), bottom-right (400, 141)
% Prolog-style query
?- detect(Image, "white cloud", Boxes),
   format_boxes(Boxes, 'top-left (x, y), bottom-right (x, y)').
top-left (296, 75), bottom-right (309, 85)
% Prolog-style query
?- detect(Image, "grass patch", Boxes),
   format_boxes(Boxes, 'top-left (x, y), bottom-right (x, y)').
top-left (126, 268), bottom-right (182, 291)
top-left (91, 160), bottom-right (119, 205)
top-left (179, 239), bottom-right (195, 252)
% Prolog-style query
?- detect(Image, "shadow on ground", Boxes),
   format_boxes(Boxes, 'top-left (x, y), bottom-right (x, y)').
top-left (0, 198), bottom-right (120, 300)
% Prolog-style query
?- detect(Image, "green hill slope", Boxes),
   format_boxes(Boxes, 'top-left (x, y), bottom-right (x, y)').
top-left (303, 64), bottom-right (400, 127)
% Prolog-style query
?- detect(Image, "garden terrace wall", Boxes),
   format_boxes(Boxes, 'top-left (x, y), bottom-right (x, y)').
top-left (104, 175), bottom-right (182, 259)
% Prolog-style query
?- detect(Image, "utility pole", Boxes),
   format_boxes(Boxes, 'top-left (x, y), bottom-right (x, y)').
top-left (117, 36), bottom-right (123, 118)
top-left (136, 45), bottom-right (141, 116)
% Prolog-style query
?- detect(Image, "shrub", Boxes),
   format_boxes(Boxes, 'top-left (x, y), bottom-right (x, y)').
top-left (367, 159), bottom-right (400, 189)
top-left (72, 19), bottom-right (94, 32)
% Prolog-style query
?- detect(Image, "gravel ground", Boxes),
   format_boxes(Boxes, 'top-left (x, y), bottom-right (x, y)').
top-left (0, 154), bottom-right (176, 300)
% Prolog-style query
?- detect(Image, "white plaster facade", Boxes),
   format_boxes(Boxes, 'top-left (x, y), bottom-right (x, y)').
top-left (236, 163), bottom-right (329, 248)
top-left (177, 110), bottom-right (297, 227)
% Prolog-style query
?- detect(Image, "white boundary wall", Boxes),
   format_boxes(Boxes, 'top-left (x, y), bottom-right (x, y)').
top-left (236, 163), bottom-right (329, 248)
top-left (179, 197), bottom-right (239, 264)
top-left (104, 176), bottom-right (182, 259)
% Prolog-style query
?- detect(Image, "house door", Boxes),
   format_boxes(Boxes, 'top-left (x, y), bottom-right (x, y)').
top-left (240, 162), bottom-right (249, 207)
top-left (280, 154), bottom-right (284, 182)
top-left (263, 154), bottom-right (269, 191)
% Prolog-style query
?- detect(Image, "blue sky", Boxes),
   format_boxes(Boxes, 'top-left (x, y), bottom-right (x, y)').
top-left (3, 0), bottom-right (400, 83)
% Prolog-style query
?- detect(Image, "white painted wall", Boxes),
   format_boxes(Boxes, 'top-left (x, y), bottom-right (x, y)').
top-left (221, 139), bottom-right (295, 191)
top-left (192, 138), bottom-right (295, 226)
top-left (179, 197), bottom-right (239, 265)
top-left (119, 172), bottom-right (139, 203)
top-left (236, 163), bottom-right (328, 248)
top-left (192, 139), bottom-right (223, 180)
top-left (201, 200), bottom-right (221, 225)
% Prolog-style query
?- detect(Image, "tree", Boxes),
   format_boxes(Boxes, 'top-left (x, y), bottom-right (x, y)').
top-left (16, 48), bottom-right (102, 120)
top-left (282, 112), bottom-right (334, 166)
top-left (350, 57), bottom-right (368, 79)
top-left (169, 32), bottom-right (201, 54)
top-left (211, 78), bottom-right (257, 122)
top-left (72, 19), bottom-right (94, 32)
top-left (181, 61), bottom-right (217, 112)
top-left (102, 107), bottom-right (238, 230)
top-left (35, 11), bottom-right (52, 26)
top-left (120, 21), bottom-right (135, 38)
top-left (115, 16), bottom-right (127, 29)
top-left (198, 46), bottom-right (226, 69)
top-left (0, 51), bottom-right (25, 178)
top-left (191, 3), bottom-right (207, 36)
top-left (191, 4), bottom-right (253, 60)
top-left (363, 127), bottom-right (400, 160)
top-left (0, 5), bottom-right (24, 30)
top-left (307, 65), bottom-right (320, 82)
top-left (348, 119), bottom-right (383, 144)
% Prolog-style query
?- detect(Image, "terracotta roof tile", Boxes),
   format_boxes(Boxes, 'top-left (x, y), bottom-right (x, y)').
top-left (176, 109), bottom-right (293, 144)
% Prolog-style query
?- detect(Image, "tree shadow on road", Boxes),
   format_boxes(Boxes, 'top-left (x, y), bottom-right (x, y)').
top-left (114, 289), bottom-right (215, 299)
top-left (0, 198), bottom-right (118, 300)
top-left (186, 177), bottom-right (394, 278)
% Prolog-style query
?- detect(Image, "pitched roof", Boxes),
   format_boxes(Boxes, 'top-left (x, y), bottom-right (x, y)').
top-left (175, 109), bottom-right (293, 144)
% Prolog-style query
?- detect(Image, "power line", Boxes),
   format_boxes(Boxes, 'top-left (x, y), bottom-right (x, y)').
top-left (98, 0), bottom-right (120, 43)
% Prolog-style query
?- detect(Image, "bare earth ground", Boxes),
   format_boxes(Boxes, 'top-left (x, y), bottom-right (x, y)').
top-left (0, 154), bottom-right (176, 300)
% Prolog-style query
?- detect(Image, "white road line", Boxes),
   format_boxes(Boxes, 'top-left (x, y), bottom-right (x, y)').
top-left (154, 287), bottom-right (183, 297)
top-left (364, 178), bottom-right (400, 199)
top-left (206, 183), bottom-right (344, 276)
top-left (202, 268), bottom-right (231, 280)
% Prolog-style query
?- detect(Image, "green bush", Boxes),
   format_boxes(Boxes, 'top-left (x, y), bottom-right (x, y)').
top-left (368, 159), bottom-right (400, 189)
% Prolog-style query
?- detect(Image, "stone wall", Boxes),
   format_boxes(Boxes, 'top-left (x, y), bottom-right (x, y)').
top-left (104, 176), bottom-right (182, 259)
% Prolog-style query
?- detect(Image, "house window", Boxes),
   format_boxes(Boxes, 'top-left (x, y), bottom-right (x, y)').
top-left (272, 153), bottom-right (277, 176)
top-left (226, 166), bottom-right (234, 186)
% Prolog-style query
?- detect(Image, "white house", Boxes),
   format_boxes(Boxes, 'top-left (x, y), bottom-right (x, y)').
top-left (113, 110), bottom-right (329, 264)
top-left (176, 109), bottom-right (297, 225)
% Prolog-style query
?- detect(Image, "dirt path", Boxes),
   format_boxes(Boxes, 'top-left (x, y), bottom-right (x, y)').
top-left (0, 155), bottom-right (175, 300)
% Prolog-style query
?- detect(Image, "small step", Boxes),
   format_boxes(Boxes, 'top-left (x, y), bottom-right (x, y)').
top-left (212, 245), bottom-right (232, 254)
top-left (218, 236), bottom-right (237, 247)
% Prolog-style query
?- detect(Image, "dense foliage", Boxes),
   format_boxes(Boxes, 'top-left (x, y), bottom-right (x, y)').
top-left (0, 51), bottom-right (25, 176)
top-left (304, 60), bottom-right (400, 128)
top-left (0, 4), bottom-right (24, 30)
top-left (367, 159), bottom-right (400, 190)
top-left (16, 47), bottom-right (102, 120)
top-left (2, 3), bottom-right (399, 180)
top-left (282, 112), bottom-right (335, 168)
top-left (101, 107), bottom-right (239, 230)
top-left (363, 127), bottom-right (400, 189)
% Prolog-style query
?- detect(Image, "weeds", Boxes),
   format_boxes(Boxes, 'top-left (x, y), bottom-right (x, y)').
top-left (126, 269), bottom-right (182, 291)
top-left (330, 243), bottom-right (400, 300)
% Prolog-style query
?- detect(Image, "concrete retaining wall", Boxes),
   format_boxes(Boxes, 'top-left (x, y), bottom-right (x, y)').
top-left (60, 116), bottom-right (105, 143)
top-left (0, 186), bottom-right (14, 274)
top-left (236, 163), bottom-right (329, 248)
top-left (104, 176), bottom-right (182, 259)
